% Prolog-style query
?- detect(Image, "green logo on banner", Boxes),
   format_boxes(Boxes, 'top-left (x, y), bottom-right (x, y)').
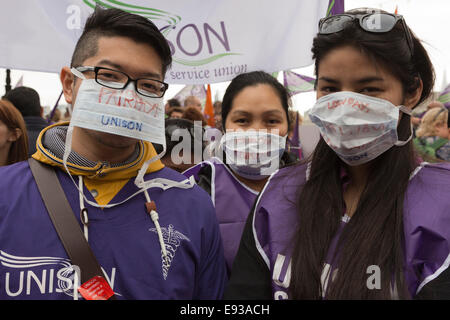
top-left (83, 0), bottom-right (181, 32)
top-left (82, 0), bottom-right (241, 66)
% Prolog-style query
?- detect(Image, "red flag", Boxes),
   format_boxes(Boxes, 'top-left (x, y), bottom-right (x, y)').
top-left (203, 84), bottom-right (215, 127)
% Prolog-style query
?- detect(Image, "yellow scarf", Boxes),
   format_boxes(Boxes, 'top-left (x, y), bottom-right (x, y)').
top-left (32, 122), bottom-right (164, 205)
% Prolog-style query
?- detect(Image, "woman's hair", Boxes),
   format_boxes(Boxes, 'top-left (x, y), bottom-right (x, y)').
top-left (0, 100), bottom-right (29, 165)
top-left (167, 98), bottom-right (181, 108)
top-left (51, 108), bottom-right (62, 123)
top-left (416, 106), bottom-right (448, 137)
top-left (312, 8), bottom-right (434, 105)
top-left (182, 106), bottom-right (207, 126)
top-left (221, 71), bottom-right (291, 131)
top-left (167, 106), bottom-right (184, 118)
top-left (163, 117), bottom-right (205, 154)
top-left (289, 8), bottom-right (435, 299)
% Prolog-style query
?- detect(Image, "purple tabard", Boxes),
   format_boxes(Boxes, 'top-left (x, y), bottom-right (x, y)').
top-left (0, 161), bottom-right (227, 299)
top-left (403, 162), bottom-right (450, 295)
top-left (253, 162), bottom-right (450, 299)
top-left (253, 163), bottom-right (308, 300)
top-left (184, 157), bottom-right (258, 274)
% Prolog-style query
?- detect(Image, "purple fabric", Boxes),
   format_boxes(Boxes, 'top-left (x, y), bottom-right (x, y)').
top-left (184, 157), bottom-right (258, 274)
top-left (403, 163), bottom-right (450, 295)
top-left (328, 0), bottom-right (345, 16)
top-left (0, 161), bottom-right (227, 299)
top-left (253, 162), bottom-right (450, 299)
top-left (183, 161), bottom-right (204, 181)
top-left (283, 70), bottom-right (315, 96)
top-left (253, 164), bottom-right (308, 299)
top-left (438, 84), bottom-right (450, 109)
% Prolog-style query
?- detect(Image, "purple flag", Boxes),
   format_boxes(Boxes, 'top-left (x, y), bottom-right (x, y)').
top-left (327, 0), bottom-right (345, 16)
top-left (438, 83), bottom-right (450, 109)
top-left (173, 85), bottom-right (207, 106)
top-left (283, 70), bottom-right (315, 96)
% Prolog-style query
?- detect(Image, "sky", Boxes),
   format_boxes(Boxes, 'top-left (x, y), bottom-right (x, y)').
top-left (0, 0), bottom-right (449, 116)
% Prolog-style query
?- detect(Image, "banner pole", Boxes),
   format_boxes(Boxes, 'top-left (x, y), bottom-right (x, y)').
top-left (47, 90), bottom-right (64, 124)
top-left (5, 69), bottom-right (11, 94)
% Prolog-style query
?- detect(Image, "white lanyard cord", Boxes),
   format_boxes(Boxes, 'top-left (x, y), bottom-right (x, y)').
top-left (144, 189), bottom-right (168, 264)
top-left (78, 176), bottom-right (89, 242)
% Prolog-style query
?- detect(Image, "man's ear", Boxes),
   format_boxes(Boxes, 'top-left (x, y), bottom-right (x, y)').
top-left (60, 66), bottom-right (75, 105)
top-left (404, 77), bottom-right (424, 110)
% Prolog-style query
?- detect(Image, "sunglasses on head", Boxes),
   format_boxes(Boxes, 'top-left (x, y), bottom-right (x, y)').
top-left (318, 12), bottom-right (414, 57)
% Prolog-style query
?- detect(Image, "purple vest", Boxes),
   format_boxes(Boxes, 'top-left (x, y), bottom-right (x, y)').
top-left (0, 161), bottom-right (226, 299)
top-left (253, 162), bottom-right (450, 299)
top-left (184, 157), bottom-right (258, 274)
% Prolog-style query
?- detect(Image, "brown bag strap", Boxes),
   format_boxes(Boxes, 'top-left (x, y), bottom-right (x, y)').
top-left (28, 158), bottom-right (115, 299)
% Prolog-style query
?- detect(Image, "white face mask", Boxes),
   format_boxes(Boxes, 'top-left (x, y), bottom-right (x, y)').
top-left (220, 130), bottom-right (287, 180)
top-left (63, 71), bottom-right (194, 209)
top-left (69, 77), bottom-right (166, 144)
top-left (309, 91), bottom-right (413, 166)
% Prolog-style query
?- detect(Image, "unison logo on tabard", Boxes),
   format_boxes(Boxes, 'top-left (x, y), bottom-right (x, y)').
top-left (0, 250), bottom-right (117, 298)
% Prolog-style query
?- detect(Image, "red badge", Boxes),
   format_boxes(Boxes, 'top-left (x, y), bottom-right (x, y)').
top-left (78, 276), bottom-right (114, 300)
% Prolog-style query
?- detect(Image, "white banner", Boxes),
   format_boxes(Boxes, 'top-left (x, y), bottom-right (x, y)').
top-left (173, 85), bottom-right (207, 106)
top-left (0, 0), bottom-right (329, 84)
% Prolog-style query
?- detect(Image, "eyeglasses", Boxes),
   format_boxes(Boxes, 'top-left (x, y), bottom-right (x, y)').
top-left (71, 66), bottom-right (169, 98)
top-left (318, 13), bottom-right (414, 57)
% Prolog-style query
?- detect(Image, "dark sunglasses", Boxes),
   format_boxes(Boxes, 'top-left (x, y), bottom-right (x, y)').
top-left (319, 13), bottom-right (414, 57)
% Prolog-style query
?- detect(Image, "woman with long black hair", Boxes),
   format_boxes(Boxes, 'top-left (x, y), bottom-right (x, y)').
top-left (225, 8), bottom-right (450, 299)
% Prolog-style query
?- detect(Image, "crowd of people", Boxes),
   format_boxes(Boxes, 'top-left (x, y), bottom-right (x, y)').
top-left (0, 6), bottom-right (449, 300)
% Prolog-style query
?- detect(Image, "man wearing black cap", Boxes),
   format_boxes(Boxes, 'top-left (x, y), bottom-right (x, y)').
top-left (4, 86), bottom-right (48, 156)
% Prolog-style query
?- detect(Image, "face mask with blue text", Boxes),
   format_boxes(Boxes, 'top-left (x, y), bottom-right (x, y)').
top-left (70, 78), bottom-right (166, 144)
top-left (62, 77), bottom-right (194, 209)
